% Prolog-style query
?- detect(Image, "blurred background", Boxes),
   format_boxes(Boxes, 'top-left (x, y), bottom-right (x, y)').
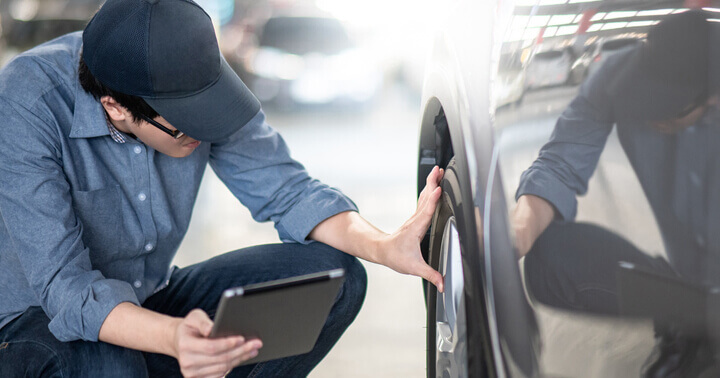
top-left (0, 0), bottom-right (446, 375)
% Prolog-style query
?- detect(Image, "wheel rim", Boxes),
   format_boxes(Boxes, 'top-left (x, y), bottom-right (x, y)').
top-left (435, 217), bottom-right (468, 377)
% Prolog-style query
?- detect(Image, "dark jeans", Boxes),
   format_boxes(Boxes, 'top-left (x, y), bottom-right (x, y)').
top-left (523, 222), bottom-right (675, 316)
top-left (0, 242), bottom-right (367, 377)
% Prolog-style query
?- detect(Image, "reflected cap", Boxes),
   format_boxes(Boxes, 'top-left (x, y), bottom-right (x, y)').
top-left (82, 0), bottom-right (260, 141)
top-left (607, 10), bottom-right (710, 122)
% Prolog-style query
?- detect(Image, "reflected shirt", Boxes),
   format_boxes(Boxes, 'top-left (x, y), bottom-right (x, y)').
top-left (0, 32), bottom-right (357, 342)
top-left (516, 29), bottom-right (720, 285)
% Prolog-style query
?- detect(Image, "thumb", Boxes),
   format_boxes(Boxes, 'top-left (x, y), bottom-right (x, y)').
top-left (186, 309), bottom-right (214, 337)
top-left (418, 263), bottom-right (445, 293)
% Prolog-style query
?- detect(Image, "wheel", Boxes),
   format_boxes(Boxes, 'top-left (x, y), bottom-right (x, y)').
top-left (426, 158), bottom-right (488, 378)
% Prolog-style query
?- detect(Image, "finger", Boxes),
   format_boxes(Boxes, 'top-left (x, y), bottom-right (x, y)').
top-left (426, 186), bottom-right (442, 212)
top-left (187, 362), bottom-right (231, 378)
top-left (190, 340), bottom-right (262, 377)
top-left (186, 309), bottom-right (214, 337)
top-left (417, 168), bottom-right (437, 206)
top-left (193, 339), bottom-right (261, 365)
top-left (417, 262), bottom-right (445, 293)
top-left (418, 167), bottom-right (444, 211)
top-left (425, 165), bottom-right (440, 188)
top-left (419, 187), bottom-right (442, 223)
top-left (185, 335), bottom-right (247, 356)
top-left (419, 185), bottom-right (442, 213)
top-left (407, 187), bottom-right (442, 239)
top-left (225, 340), bottom-right (263, 367)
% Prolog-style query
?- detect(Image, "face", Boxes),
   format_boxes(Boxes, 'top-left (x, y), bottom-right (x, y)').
top-left (100, 96), bottom-right (201, 158)
top-left (127, 115), bottom-right (201, 158)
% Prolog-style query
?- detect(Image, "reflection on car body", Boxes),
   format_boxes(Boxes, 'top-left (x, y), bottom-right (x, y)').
top-left (494, 53), bottom-right (527, 109)
top-left (525, 48), bottom-right (574, 89)
top-left (585, 36), bottom-right (643, 79)
top-left (417, 1), bottom-right (720, 377)
top-left (230, 13), bottom-right (382, 108)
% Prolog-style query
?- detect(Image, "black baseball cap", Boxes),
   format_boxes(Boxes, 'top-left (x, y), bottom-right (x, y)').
top-left (606, 10), bottom-right (710, 122)
top-left (82, 0), bottom-right (261, 142)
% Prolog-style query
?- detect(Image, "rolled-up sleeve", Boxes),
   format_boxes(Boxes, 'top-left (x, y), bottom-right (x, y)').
top-left (516, 92), bottom-right (614, 221)
top-left (0, 98), bottom-right (140, 342)
top-left (209, 110), bottom-right (357, 243)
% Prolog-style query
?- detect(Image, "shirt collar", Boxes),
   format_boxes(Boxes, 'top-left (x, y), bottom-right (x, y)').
top-left (69, 78), bottom-right (112, 139)
top-left (105, 113), bottom-right (127, 143)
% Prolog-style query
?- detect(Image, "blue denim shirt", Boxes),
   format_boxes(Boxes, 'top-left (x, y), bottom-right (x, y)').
top-left (0, 32), bottom-right (357, 342)
top-left (516, 29), bottom-right (720, 285)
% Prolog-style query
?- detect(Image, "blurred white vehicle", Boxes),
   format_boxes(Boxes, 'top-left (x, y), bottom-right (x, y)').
top-left (239, 15), bottom-right (382, 107)
top-left (525, 48), bottom-right (574, 89)
top-left (493, 53), bottom-right (526, 108)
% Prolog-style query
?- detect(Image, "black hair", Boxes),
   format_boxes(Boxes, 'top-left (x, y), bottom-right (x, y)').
top-left (78, 51), bottom-right (158, 122)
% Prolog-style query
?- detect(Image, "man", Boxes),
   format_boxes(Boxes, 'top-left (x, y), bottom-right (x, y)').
top-left (0, 0), bottom-right (445, 377)
top-left (512, 10), bottom-right (720, 377)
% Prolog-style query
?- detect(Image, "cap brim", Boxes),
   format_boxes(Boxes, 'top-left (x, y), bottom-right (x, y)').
top-left (143, 56), bottom-right (261, 142)
top-left (609, 48), bottom-right (704, 122)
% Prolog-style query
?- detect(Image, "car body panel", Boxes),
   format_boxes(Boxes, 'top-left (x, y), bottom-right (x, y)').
top-left (419, 1), bottom-right (720, 377)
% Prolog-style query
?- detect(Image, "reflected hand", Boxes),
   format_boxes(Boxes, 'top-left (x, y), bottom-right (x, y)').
top-left (173, 309), bottom-right (262, 378)
top-left (377, 166), bottom-right (445, 292)
top-left (512, 194), bottom-right (555, 258)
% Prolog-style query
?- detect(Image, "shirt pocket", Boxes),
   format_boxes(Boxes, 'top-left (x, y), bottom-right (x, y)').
top-left (71, 186), bottom-right (121, 265)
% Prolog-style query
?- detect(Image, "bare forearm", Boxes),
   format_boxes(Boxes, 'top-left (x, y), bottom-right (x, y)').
top-left (513, 194), bottom-right (556, 256)
top-left (100, 302), bottom-right (261, 377)
top-left (99, 302), bottom-right (181, 357)
top-left (308, 211), bottom-right (387, 264)
top-left (308, 166), bottom-right (446, 291)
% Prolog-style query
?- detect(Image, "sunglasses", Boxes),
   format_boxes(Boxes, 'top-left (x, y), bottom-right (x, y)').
top-left (138, 113), bottom-right (185, 139)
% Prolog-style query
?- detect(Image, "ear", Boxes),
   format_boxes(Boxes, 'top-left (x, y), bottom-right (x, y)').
top-left (100, 96), bottom-right (131, 122)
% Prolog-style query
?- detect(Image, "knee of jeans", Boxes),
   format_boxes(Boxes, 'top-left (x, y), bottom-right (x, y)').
top-left (63, 342), bottom-right (148, 378)
top-left (0, 340), bottom-right (63, 377)
top-left (338, 255), bottom-right (368, 315)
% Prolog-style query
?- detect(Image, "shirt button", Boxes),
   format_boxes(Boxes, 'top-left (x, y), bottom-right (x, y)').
top-left (133, 146), bottom-right (142, 154)
top-left (144, 243), bottom-right (154, 252)
top-left (138, 192), bottom-right (147, 201)
top-left (133, 280), bottom-right (142, 289)
top-left (696, 234), bottom-right (706, 248)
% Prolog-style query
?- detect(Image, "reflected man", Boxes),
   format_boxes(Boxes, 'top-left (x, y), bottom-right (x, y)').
top-left (512, 10), bottom-right (720, 377)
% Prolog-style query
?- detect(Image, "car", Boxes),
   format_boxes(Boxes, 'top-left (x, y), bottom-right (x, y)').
top-left (228, 13), bottom-right (382, 108)
top-left (493, 52), bottom-right (527, 108)
top-left (0, 0), bottom-right (102, 64)
top-left (525, 48), bottom-right (574, 89)
top-left (568, 42), bottom-right (597, 85)
top-left (417, 1), bottom-right (718, 377)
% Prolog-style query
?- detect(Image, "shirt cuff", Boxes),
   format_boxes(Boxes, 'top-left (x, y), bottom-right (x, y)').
top-left (48, 279), bottom-right (140, 342)
top-left (515, 168), bottom-right (577, 222)
top-left (275, 187), bottom-right (358, 244)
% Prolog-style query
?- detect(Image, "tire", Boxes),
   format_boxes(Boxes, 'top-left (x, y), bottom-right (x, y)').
top-left (426, 158), bottom-right (489, 378)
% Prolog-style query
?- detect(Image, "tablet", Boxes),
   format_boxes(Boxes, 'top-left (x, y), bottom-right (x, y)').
top-left (210, 269), bottom-right (345, 365)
